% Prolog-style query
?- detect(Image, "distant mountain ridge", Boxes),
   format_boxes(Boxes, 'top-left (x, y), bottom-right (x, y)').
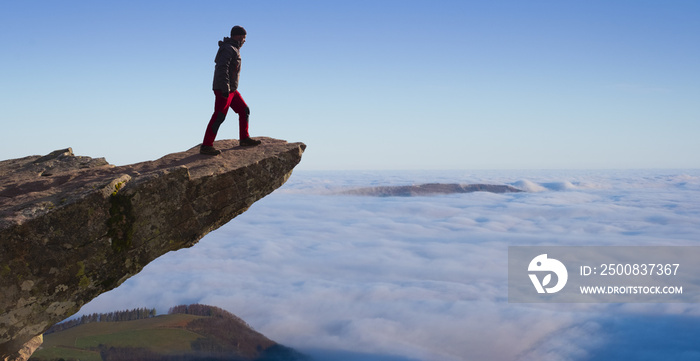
top-left (29, 304), bottom-right (308, 361)
top-left (342, 183), bottom-right (523, 196)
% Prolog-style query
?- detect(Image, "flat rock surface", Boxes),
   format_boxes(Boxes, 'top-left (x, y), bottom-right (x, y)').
top-left (0, 138), bottom-right (304, 229)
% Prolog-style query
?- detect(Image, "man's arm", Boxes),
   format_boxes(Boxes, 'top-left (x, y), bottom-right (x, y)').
top-left (213, 45), bottom-right (235, 97)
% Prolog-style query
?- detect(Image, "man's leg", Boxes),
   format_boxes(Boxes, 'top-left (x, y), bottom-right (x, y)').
top-left (230, 91), bottom-right (261, 146)
top-left (229, 91), bottom-right (250, 140)
top-left (202, 90), bottom-right (233, 148)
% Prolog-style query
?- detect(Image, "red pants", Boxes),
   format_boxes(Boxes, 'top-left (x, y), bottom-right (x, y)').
top-left (202, 90), bottom-right (250, 146)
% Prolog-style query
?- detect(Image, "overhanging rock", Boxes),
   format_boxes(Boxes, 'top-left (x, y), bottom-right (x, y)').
top-left (0, 138), bottom-right (305, 360)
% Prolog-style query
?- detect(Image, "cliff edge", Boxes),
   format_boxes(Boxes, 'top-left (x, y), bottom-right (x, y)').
top-left (0, 138), bottom-right (306, 361)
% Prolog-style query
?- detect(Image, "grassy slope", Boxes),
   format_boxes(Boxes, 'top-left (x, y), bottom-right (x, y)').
top-left (31, 314), bottom-right (205, 360)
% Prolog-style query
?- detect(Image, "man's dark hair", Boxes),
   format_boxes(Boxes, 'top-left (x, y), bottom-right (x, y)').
top-left (230, 26), bottom-right (247, 37)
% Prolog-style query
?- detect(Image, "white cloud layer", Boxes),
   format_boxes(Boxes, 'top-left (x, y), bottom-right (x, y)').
top-left (77, 170), bottom-right (700, 360)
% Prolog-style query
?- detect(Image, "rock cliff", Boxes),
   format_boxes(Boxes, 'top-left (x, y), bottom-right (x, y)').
top-left (0, 138), bottom-right (305, 361)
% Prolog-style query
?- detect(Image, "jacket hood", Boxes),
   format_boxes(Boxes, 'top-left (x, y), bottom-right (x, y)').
top-left (219, 36), bottom-right (242, 48)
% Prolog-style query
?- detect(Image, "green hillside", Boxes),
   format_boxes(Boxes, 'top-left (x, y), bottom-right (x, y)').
top-left (30, 305), bottom-right (308, 361)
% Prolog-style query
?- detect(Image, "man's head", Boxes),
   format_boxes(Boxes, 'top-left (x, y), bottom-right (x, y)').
top-left (230, 25), bottom-right (247, 45)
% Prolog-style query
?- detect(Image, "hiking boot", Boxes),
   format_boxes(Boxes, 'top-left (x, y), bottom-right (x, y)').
top-left (200, 145), bottom-right (221, 155)
top-left (240, 137), bottom-right (262, 147)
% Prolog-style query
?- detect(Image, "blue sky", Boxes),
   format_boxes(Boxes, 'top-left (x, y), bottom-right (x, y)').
top-left (1, 1), bottom-right (699, 170)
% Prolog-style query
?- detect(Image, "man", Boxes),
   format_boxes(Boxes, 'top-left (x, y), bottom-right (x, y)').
top-left (201, 25), bottom-right (261, 155)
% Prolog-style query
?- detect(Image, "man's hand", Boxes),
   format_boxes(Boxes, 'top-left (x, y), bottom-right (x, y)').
top-left (220, 90), bottom-right (229, 99)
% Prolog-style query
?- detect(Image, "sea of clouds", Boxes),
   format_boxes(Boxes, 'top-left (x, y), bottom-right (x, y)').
top-left (78, 169), bottom-right (700, 361)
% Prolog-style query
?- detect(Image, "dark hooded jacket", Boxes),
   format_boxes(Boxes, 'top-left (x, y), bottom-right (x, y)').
top-left (212, 37), bottom-right (242, 93)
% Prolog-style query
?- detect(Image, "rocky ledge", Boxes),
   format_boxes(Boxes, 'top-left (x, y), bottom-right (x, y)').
top-left (0, 138), bottom-right (305, 361)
